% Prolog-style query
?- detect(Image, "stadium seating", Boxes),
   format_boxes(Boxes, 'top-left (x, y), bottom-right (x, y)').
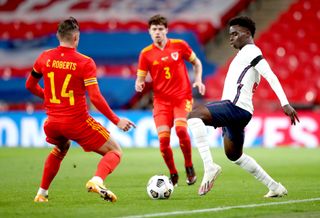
top-left (205, 0), bottom-right (320, 110)
top-left (0, 0), bottom-right (253, 111)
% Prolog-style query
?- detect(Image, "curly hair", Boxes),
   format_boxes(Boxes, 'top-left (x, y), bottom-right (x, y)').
top-left (148, 14), bottom-right (168, 28)
top-left (229, 16), bottom-right (256, 37)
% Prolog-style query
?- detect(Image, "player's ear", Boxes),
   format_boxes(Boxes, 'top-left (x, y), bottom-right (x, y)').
top-left (245, 29), bottom-right (251, 37)
top-left (56, 32), bottom-right (60, 41)
top-left (73, 32), bottom-right (79, 43)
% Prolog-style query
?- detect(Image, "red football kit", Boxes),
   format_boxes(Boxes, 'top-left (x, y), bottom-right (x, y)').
top-left (29, 46), bottom-right (119, 151)
top-left (137, 39), bottom-right (197, 175)
top-left (137, 39), bottom-right (195, 127)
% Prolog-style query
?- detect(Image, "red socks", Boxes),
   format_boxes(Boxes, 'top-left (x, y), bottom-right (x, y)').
top-left (175, 125), bottom-right (193, 167)
top-left (159, 131), bottom-right (177, 174)
top-left (40, 147), bottom-right (67, 190)
top-left (40, 147), bottom-right (121, 189)
top-left (94, 151), bottom-right (121, 180)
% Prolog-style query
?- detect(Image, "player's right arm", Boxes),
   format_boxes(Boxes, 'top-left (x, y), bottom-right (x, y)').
top-left (25, 70), bottom-right (45, 99)
top-left (26, 53), bottom-right (45, 99)
top-left (135, 50), bottom-right (149, 92)
top-left (135, 74), bottom-right (146, 92)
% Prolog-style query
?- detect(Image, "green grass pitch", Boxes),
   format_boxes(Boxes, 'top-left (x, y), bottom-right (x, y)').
top-left (0, 147), bottom-right (319, 218)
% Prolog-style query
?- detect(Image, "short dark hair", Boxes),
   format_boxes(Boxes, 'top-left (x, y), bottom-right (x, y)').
top-left (148, 14), bottom-right (168, 28)
top-left (229, 16), bottom-right (256, 37)
top-left (57, 17), bottom-right (79, 41)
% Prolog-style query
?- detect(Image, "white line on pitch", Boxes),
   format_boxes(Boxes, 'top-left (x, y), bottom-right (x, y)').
top-left (120, 197), bottom-right (320, 218)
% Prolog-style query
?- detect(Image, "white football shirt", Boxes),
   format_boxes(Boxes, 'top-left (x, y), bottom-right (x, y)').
top-left (222, 44), bottom-right (289, 114)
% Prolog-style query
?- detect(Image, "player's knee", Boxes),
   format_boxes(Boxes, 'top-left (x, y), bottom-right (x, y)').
top-left (111, 141), bottom-right (123, 156)
top-left (63, 140), bottom-right (71, 151)
top-left (111, 149), bottom-right (122, 160)
top-left (51, 146), bottom-right (68, 159)
top-left (187, 105), bottom-right (211, 124)
top-left (56, 140), bottom-right (71, 153)
top-left (175, 126), bottom-right (189, 139)
top-left (225, 149), bottom-right (242, 161)
top-left (159, 136), bottom-right (170, 152)
top-left (187, 109), bottom-right (198, 119)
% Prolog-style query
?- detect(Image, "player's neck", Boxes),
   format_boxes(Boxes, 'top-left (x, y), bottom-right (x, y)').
top-left (60, 41), bottom-right (76, 49)
top-left (239, 40), bottom-right (254, 50)
top-left (154, 38), bottom-right (168, 50)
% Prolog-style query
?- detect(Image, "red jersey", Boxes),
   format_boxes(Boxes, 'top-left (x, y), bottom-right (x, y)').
top-left (33, 46), bottom-right (97, 122)
top-left (137, 39), bottom-right (196, 99)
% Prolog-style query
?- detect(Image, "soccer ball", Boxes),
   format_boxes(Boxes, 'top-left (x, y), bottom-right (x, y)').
top-left (146, 175), bottom-right (174, 199)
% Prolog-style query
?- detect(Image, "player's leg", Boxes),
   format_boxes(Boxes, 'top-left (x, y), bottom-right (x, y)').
top-left (79, 117), bottom-right (121, 202)
top-left (157, 125), bottom-right (179, 186)
top-left (93, 137), bottom-right (122, 180)
top-left (187, 103), bottom-right (222, 195)
top-left (86, 138), bottom-right (121, 202)
top-left (174, 99), bottom-right (196, 185)
top-left (154, 99), bottom-right (179, 186)
top-left (224, 127), bottom-right (287, 198)
top-left (174, 118), bottom-right (196, 185)
top-left (34, 121), bottom-right (70, 202)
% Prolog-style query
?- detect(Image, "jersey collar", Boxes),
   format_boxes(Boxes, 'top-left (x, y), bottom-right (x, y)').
top-left (153, 38), bottom-right (171, 51)
top-left (58, 46), bottom-right (76, 51)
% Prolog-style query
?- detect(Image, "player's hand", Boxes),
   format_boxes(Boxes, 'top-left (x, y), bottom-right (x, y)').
top-left (193, 81), bottom-right (206, 95)
top-left (117, 118), bottom-right (136, 132)
top-left (282, 104), bottom-right (299, 125)
top-left (135, 79), bottom-right (145, 92)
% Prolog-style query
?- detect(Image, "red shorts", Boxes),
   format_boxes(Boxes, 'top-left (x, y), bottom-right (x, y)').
top-left (153, 97), bottom-right (193, 128)
top-left (44, 116), bottom-right (110, 152)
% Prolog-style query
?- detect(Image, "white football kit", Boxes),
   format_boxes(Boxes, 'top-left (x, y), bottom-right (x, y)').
top-left (222, 44), bottom-right (289, 114)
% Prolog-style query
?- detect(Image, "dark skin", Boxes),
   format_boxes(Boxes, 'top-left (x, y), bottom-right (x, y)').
top-left (188, 24), bottom-right (300, 161)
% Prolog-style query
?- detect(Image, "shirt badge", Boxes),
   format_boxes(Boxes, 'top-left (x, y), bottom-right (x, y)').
top-left (171, 52), bottom-right (179, 61)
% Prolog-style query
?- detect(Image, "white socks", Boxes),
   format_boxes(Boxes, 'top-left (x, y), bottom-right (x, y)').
top-left (91, 176), bottom-right (103, 184)
top-left (37, 187), bottom-right (48, 196)
top-left (188, 118), bottom-right (279, 191)
top-left (187, 118), bottom-right (214, 172)
top-left (233, 153), bottom-right (278, 191)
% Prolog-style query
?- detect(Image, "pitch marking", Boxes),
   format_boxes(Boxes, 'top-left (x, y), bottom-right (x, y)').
top-left (120, 197), bottom-right (320, 218)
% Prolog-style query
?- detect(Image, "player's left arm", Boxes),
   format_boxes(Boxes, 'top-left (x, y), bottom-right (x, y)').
top-left (25, 69), bottom-right (44, 99)
top-left (84, 59), bottom-right (135, 130)
top-left (255, 58), bottom-right (299, 125)
top-left (181, 40), bottom-right (205, 95)
top-left (190, 56), bottom-right (205, 95)
top-left (87, 84), bottom-right (135, 131)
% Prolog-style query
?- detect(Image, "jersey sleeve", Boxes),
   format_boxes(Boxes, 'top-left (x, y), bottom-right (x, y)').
top-left (255, 59), bottom-right (289, 106)
top-left (245, 45), bottom-right (263, 62)
top-left (180, 40), bottom-right (196, 63)
top-left (137, 52), bottom-right (149, 77)
top-left (83, 58), bottom-right (98, 87)
top-left (33, 52), bottom-right (45, 75)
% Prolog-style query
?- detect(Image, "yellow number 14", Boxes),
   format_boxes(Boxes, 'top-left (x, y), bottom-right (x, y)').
top-left (48, 72), bottom-right (74, 105)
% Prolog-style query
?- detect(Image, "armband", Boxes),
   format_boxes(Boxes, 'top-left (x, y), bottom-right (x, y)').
top-left (137, 70), bottom-right (147, 77)
top-left (250, 55), bottom-right (263, 67)
top-left (31, 70), bottom-right (43, 79)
